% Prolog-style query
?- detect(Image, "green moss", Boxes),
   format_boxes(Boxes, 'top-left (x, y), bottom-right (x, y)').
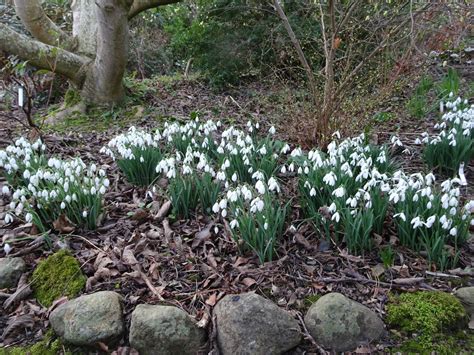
top-left (387, 291), bottom-right (469, 352)
top-left (304, 294), bottom-right (322, 308)
top-left (63, 89), bottom-right (81, 108)
top-left (31, 250), bottom-right (86, 307)
top-left (0, 330), bottom-right (72, 355)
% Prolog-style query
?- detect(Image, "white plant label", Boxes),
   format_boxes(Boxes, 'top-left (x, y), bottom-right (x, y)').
top-left (18, 87), bottom-right (24, 107)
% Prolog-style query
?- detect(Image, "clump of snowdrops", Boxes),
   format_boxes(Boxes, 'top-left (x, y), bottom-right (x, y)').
top-left (1, 139), bottom-right (109, 231)
top-left (213, 177), bottom-right (287, 263)
top-left (290, 133), bottom-right (394, 255)
top-left (290, 132), bottom-right (472, 269)
top-left (100, 126), bottom-right (163, 186)
top-left (418, 95), bottom-right (473, 174)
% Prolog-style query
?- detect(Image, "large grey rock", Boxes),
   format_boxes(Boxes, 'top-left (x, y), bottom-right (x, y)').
top-left (50, 291), bottom-right (124, 346)
top-left (214, 292), bottom-right (301, 355)
top-left (304, 293), bottom-right (384, 352)
top-left (0, 257), bottom-right (25, 288)
top-left (454, 287), bottom-right (474, 329)
top-left (130, 304), bottom-right (206, 355)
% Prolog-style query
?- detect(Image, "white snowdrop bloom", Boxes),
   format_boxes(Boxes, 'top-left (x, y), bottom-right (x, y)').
top-left (414, 138), bottom-right (422, 145)
top-left (268, 177), bottom-right (280, 193)
top-left (214, 226), bottom-right (219, 234)
top-left (425, 215), bottom-right (436, 228)
top-left (310, 188), bottom-right (316, 197)
top-left (281, 144), bottom-right (290, 154)
top-left (288, 163), bottom-right (295, 172)
top-left (221, 209), bottom-right (227, 218)
top-left (449, 227), bottom-right (457, 236)
top-left (99, 185), bottom-right (107, 194)
top-left (323, 171), bottom-right (337, 186)
top-left (331, 212), bottom-right (340, 223)
top-left (328, 202), bottom-right (337, 213)
top-left (297, 167), bottom-right (303, 174)
top-left (333, 186), bottom-right (345, 198)
top-left (426, 201), bottom-right (432, 209)
top-left (212, 202), bottom-right (220, 213)
top-left (269, 126), bottom-right (276, 135)
top-left (449, 207), bottom-right (457, 215)
top-left (411, 217), bottom-right (423, 229)
top-left (82, 210), bottom-right (88, 218)
top-left (25, 213), bottom-right (33, 223)
top-left (3, 243), bottom-right (12, 255)
top-left (231, 173), bottom-right (238, 182)
top-left (4, 213), bottom-right (14, 224)
top-left (65, 195), bottom-right (72, 203)
top-left (219, 199), bottom-right (228, 210)
top-left (60, 202), bottom-right (66, 209)
top-left (264, 222), bottom-right (269, 230)
top-left (230, 219), bottom-right (239, 229)
top-left (23, 169), bottom-right (31, 180)
top-left (2, 185), bottom-right (9, 195)
top-left (280, 165), bottom-right (287, 174)
top-left (394, 212), bottom-right (406, 222)
top-left (255, 180), bottom-right (266, 194)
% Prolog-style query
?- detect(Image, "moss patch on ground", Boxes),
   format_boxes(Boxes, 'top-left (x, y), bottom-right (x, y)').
top-left (387, 291), bottom-right (471, 353)
top-left (0, 331), bottom-right (72, 355)
top-left (31, 249), bottom-right (86, 307)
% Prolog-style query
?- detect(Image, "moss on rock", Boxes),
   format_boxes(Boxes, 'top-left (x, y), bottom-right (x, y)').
top-left (32, 250), bottom-right (86, 307)
top-left (387, 291), bottom-right (470, 352)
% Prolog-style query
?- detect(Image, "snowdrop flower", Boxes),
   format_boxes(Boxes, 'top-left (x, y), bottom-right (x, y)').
top-left (267, 177), bottom-right (280, 193)
top-left (425, 215), bottom-right (436, 228)
top-left (449, 227), bottom-right (457, 236)
top-left (212, 202), bottom-right (220, 213)
top-left (394, 212), bottom-right (406, 222)
top-left (1, 185), bottom-right (9, 195)
top-left (264, 222), bottom-right (269, 230)
top-left (230, 219), bottom-right (239, 229)
top-left (255, 180), bottom-right (266, 194)
top-left (280, 165), bottom-right (287, 174)
top-left (323, 172), bottom-right (337, 186)
top-left (410, 217), bottom-right (423, 229)
top-left (3, 243), bottom-right (12, 255)
top-left (332, 186), bottom-right (345, 198)
top-left (310, 188), bottom-right (316, 197)
top-left (231, 173), bottom-right (238, 182)
top-left (269, 126), bottom-right (276, 135)
top-left (4, 213), bottom-right (14, 224)
top-left (331, 212), bottom-right (340, 223)
top-left (82, 210), bottom-right (88, 218)
top-left (221, 209), bottom-right (227, 218)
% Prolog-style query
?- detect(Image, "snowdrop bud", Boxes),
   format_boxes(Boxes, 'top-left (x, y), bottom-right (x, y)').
top-left (230, 219), bottom-right (239, 229)
top-left (269, 126), bottom-right (276, 135)
top-left (221, 209), bottom-right (227, 218)
top-left (82, 210), bottom-right (88, 218)
top-left (60, 202), bottom-right (66, 209)
top-left (3, 243), bottom-right (12, 255)
top-left (212, 202), bottom-right (220, 213)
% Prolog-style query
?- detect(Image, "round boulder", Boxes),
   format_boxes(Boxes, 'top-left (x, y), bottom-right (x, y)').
top-left (130, 304), bottom-right (206, 355)
top-left (0, 257), bottom-right (25, 289)
top-left (50, 291), bottom-right (124, 346)
top-left (214, 292), bottom-right (301, 355)
top-left (304, 292), bottom-right (384, 352)
top-left (454, 287), bottom-right (474, 329)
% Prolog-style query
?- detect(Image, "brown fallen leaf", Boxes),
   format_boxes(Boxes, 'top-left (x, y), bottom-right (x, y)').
top-left (154, 200), bottom-right (172, 220)
top-left (3, 274), bottom-right (32, 309)
top-left (205, 293), bottom-right (217, 306)
top-left (131, 208), bottom-right (149, 222)
top-left (241, 277), bottom-right (257, 288)
top-left (2, 314), bottom-right (35, 341)
top-left (52, 214), bottom-right (75, 233)
top-left (371, 264), bottom-right (385, 278)
top-left (192, 222), bottom-right (214, 248)
top-left (294, 233), bottom-right (313, 250)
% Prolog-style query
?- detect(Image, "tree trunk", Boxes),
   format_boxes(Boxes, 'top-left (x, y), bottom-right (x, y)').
top-left (1, 0), bottom-right (181, 108)
top-left (80, 0), bottom-right (132, 105)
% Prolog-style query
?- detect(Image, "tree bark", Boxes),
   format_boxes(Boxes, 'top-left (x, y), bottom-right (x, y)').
top-left (71, 0), bottom-right (98, 55)
top-left (13, 0), bottom-right (75, 49)
top-left (0, 23), bottom-right (89, 85)
top-left (80, 0), bottom-right (133, 105)
top-left (128, 0), bottom-right (181, 19)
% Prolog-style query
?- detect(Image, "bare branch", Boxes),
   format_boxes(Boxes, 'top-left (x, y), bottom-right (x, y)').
top-left (128, 0), bottom-right (181, 19)
top-left (273, 0), bottom-right (318, 104)
top-left (13, 0), bottom-right (75, 50)
top-left (0, 24), bottom-right (90, 85)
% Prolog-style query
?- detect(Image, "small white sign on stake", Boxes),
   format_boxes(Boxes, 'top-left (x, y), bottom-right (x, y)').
top-left (18, 87), bottom-right (24, 107)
